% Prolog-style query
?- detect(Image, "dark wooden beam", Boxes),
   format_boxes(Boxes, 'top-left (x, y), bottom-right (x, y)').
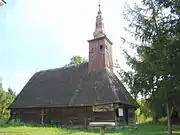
top-left (40, 108), bottom-right (45, 124)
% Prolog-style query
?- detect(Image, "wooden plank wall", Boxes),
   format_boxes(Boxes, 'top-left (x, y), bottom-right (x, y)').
top-left (92, 111), bottom-right (115, 122)
top-left (12, 106), bottom-right (117, 126)
top-left (128, 108), bottom-right (136, 125)
top-left (12, 108), bottom-right (41, 124)
top-left (12, 107), bottom-right (93, 125)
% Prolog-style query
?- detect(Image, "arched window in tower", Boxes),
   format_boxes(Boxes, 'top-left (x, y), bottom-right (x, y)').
top-left (100, 45), bottom-right (103, 51)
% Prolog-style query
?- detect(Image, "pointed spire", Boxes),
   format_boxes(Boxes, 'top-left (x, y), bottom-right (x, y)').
top-left (93, 0), bottom-right (106, 38)
top-left (98, 0), bottom-right (101, 13)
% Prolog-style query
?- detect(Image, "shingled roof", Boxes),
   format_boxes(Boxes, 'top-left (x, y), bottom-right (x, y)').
top-left (10, 62), bottom-right (137, 109)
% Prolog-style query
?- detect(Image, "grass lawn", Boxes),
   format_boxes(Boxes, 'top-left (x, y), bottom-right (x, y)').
top-left (0, 124), bottom-right (179, 135)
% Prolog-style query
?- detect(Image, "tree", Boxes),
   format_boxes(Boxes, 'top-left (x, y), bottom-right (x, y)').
top-left (0, 77), bottom-right (2, 89)
top-left (70, 55), bottom-right (87, 65)
top-left (64, 55), bottom-right (88, 67)
top-left (0, 88), bottom-right (7, 118)
top-left (121, 0), bottom-right (180, 134)
top-left (0, 85), bottom-right (16, 119)
top-left (8, 87), bottom-right (16, 97)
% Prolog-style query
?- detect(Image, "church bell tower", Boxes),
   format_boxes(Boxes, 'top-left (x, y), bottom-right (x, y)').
top-left (88, 1), bottom-right (113, 72)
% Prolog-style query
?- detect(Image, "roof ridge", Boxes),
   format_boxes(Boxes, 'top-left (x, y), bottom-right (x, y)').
top-left (36, 62), bottom-right (89, 74)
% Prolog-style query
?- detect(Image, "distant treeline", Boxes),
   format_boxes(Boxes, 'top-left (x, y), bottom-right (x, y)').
top-left (0, 84), bottom-right (16, 120)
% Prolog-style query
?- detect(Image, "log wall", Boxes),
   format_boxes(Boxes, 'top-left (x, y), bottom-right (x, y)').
top-left (128, 108), bottom-right (136, 125)
top-left (92, 111), bottom-right (115, 122)
top-left (12, 106), bottom-right (114, 126)
top-left (11, 105), bottom-right (135, 126)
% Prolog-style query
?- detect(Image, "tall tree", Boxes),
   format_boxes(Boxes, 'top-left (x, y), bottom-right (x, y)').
top-left (121, 0), bottom-right (180, 134)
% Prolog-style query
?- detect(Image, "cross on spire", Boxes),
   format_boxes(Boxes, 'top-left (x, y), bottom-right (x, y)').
top-left (98, 0), bottom-right (101, 12)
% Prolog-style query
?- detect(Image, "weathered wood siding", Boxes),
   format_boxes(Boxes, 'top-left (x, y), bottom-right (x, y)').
top-left (113, 103), bottom-right (136, 126)
top-left (11, 105), bottom-right (135, 127)
top-left (44, 107), bottom-right (92, 126)
top-left (12, 108), bottom-right (41, 124)
top-left (128, 108), bottom-right (136, 125)
top-left (11, 107), bottom-right (93, 126)
top-left (92, 111), bottom-right (115, 122)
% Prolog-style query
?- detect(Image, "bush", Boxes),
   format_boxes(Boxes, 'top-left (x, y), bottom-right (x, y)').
top-left (158, 117), bottom-right (167, 124)
top-left (0, 119), bottom-right (26, 127)
top-left (0, 119), bottom-right (6, 126)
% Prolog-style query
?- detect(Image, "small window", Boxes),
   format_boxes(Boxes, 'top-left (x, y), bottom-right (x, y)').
top-left (106, 45), bottom-right (108, 49)
top-left (100, 45), bottom-right (103, 50)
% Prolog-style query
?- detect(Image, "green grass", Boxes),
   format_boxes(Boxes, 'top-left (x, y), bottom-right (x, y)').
top-left (0, 124), bottom-right (179, 135)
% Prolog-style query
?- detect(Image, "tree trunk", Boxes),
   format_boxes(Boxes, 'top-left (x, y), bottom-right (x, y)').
top-left (152, 106), bottom-right (158, 123)
top-left (0, 106), bottom-right (6, 119)
top-left (41, 108), bottom-right (44, 125)
top-left (166, 101), bottom-right (173, 135)
top-left (178, 110), bottom-right (180, 120)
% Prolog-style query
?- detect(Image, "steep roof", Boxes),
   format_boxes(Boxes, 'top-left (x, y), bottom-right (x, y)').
top-left (9, 62), bottom-right (137, 109)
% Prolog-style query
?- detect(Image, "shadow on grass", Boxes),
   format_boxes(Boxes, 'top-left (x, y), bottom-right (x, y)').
top-left (123, 123), bottom-right (180, 135)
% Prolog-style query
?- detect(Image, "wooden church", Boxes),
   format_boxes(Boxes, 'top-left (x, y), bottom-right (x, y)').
top-left (9, 3), bottom-right (138, 127)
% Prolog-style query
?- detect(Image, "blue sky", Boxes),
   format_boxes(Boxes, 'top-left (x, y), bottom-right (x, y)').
top-left (0, 0), bottom-right (137, 94)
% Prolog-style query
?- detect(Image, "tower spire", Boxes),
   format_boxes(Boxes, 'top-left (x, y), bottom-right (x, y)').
top-left (98, 0), bottom-right (101, 12)
top-left (93, 0), bottom-right (106, 38)
top-left (88, 0), bottom-right (113, 72)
